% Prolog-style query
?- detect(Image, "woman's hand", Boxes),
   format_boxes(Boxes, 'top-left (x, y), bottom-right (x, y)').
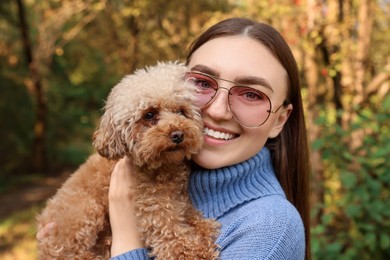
top-left (109, 157), bottom-right (143, 257)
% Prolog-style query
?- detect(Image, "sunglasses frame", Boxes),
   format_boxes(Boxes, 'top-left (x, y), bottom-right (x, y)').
top-left (186, 71), bottom-right (288, 128)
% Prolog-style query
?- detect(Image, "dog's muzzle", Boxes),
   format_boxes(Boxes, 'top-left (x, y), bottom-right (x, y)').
top-left (170, 130), bottom-right (184, 144)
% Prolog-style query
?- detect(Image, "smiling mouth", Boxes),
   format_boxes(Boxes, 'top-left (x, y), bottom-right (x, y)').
top-left (204, 127), bottom-right (236, 140)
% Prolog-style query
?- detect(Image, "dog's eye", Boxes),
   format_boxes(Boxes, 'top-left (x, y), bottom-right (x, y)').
top-left (176, 108), bottom-right (187, 117)
top-left (178, 109), bottom-right (185, 116)
top-left (143, 111), bottom-right (157, 120)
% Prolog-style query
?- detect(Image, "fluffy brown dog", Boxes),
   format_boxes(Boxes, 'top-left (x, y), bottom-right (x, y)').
top-left (37, 62), bottom-right (220, 259)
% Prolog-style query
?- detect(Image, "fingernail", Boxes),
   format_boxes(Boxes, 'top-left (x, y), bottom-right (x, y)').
top-left (47, 222), bottom-right (55, 229)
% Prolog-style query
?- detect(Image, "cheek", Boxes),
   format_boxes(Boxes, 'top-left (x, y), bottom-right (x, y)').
top-left (236, 128), bottom-right (269, 160)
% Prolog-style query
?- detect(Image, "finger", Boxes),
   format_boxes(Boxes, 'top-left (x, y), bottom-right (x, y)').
top-left (36, 228), bottom-right (44, 240)
top-left (36, 222), bottom-right (56, 240)
top-left (109, 158), bottom-right (131, 199)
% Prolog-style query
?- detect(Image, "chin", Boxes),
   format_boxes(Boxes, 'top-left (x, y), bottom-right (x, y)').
top-left (193, 146), bottom-right (263, 169)
top-left (193, 153), bottom-right (234, 170)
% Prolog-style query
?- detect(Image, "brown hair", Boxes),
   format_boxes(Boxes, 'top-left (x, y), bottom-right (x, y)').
top-left (186, 17), bottom-right (311, 259)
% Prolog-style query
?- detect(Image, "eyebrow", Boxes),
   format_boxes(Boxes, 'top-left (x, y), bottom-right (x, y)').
top-left (189, 64), bottom-right (274, 93)
top-left (190, 65), bottom-right (219, 77)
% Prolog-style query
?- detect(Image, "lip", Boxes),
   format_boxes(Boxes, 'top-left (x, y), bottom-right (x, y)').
top-left (203, 123), bottom-right (239, 145)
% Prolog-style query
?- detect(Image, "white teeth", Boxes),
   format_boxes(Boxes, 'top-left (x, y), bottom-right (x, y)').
top-left (204, 127), bottom-right (235, 140)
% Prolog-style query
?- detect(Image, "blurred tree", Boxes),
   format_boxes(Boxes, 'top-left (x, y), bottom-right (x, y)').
top-left (0, 1), bottom-right (36, 178)
top-left (1, 0), bottom-right (389, 257)
top-left (13, 0), bottom-right (108, 172)
top-left (224, 0), bottom-right (390, 257)
top-left (16, 0), bottom-right (47, 172)
top-left (286, 0), bottom-right (390, 257)
top-left (0, 0), bottom-right (234, 176)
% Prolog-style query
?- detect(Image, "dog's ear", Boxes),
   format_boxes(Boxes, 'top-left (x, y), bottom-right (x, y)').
top-left (92, 110), bottom-right (128, 160)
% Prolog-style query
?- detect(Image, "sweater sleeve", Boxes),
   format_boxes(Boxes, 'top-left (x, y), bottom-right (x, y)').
top-left (110, 196), bottom-right (305, 260)
top-left (216, 195), bottom-right (305, 260)
top-left (110, 248), bottom-right (149, 260)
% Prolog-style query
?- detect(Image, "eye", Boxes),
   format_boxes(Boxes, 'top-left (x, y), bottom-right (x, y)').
top-left (176, 108), bottom-right (187, 117)
top-left (233, 86), bottom-right (267, 103)
top-left (244, 91), bottom-right (263, 101)
top-left (143, 109), bottom-right (158, 121)
top-left (144, 112), bottom-right (155, 120)
top-left (196, 79), bottom-right (213, 90)
top-left (187, 73), bottom-right (217, 93)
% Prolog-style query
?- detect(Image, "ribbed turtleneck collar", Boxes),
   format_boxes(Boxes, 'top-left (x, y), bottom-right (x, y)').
top-left (189, 148), bottom-right (285, 219)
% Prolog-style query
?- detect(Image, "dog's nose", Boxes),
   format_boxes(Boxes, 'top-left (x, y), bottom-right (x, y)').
top-left (170, 130), bottom-right (184, 144)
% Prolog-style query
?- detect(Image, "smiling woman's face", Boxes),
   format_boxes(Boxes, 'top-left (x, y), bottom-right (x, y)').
top-left (188, 36), bottom-right (292, 169)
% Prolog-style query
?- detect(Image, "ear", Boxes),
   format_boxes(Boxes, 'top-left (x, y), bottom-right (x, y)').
top-left (268, 104), bottom-right (293, 139)
top-left (92, 111), bottom-right (128, 160)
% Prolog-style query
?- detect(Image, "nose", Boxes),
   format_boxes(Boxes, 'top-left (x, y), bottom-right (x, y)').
top-left (204, 88), bottom-right (233, 121)
top-left (170, 130), bottom-right (184, 144)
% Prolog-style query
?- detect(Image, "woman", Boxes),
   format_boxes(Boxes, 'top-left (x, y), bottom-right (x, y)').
top-left (39, 18), bottom-right (311, 259)
top-left (110, 18), bottom-right (310, 259)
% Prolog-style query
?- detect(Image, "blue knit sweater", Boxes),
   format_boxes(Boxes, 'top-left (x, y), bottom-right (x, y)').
top-left (111, 148), bottom-right (305, 259)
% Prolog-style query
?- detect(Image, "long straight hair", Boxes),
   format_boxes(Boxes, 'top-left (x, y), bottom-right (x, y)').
top-left (186, 18), bottom-right (311, 259)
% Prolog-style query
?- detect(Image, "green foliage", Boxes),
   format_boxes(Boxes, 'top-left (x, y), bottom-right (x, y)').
top-left (45, 42), bottom-right (116, 168)
top-left (0, 0), bottom-right (235, 180)
top-left (1, 1), bottom-right (389, 258)
top-left (0, 77), bottom-right (34, 176)
top-left (0, 204), bottom-right (41, 259)
top-left (311, 96), bottom-right (390, 259)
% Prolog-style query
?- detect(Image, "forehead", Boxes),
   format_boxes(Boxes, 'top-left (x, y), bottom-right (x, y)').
top-left (188, 36), bottom-right (288, 97)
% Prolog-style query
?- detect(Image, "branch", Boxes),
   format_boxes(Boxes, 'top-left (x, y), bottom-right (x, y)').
top-left (57, 0), bottom-right (107, 49)
top-left (366, 58), bottom-right (390, 97)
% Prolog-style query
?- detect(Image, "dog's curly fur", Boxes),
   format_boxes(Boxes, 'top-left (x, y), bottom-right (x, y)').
top-left (37, 62), bottom-right (220, 259)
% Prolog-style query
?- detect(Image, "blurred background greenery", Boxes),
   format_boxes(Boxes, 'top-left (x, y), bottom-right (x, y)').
top-left (0, 0), bottom-right (389, 259)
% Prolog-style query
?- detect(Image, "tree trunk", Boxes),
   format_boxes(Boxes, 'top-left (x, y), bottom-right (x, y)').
top-left (349, 0), bottom-right (374, 150)
top-left (353, 0), bottom-right (374, 106)
top-left (104, 1), bottom-right (138, 74)
top-left (304, 44), bottom-right (325, 226)
top-left (16, 0), bottom-right (48, 172)
top-left (304, 0), bottom-right (325, 227)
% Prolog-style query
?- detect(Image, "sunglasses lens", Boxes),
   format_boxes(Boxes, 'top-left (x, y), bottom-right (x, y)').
top-left (185, 72), bottom-right (272, 127)
top-left (229, 86), bottom-right (271, 127)
top-left (186, 73), bottom-right (217, 107)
